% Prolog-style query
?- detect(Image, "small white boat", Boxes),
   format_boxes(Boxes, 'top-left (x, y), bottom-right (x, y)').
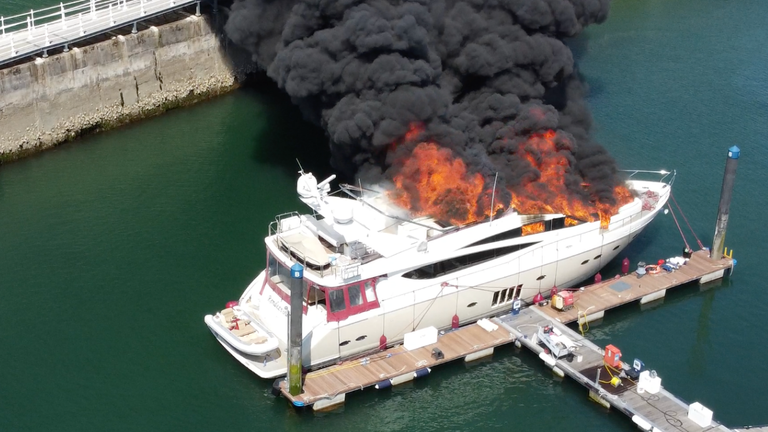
top-left (204, 304), bottom-right (279, 356)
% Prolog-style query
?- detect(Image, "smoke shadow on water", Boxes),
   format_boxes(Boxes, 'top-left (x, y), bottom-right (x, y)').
top-left (243, 72), bottom-right (336, 182)
top-left (565, 35), bottom-right (607, 101)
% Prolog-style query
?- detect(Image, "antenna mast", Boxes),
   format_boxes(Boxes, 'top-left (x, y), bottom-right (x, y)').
top-left (490, 173), bottom-right (499, 224)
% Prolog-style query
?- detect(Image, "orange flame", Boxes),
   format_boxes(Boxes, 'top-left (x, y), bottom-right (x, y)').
top-left (404, 123), bottom-right (424, 142)
top-left (522, 221), bottom-right (545, 236)
top-left (565, 217), bottom-right (580, 227)
top-left (389, 142), bottom-right (488, 226)
top-left (509, 130), bottom-right (633, 229)
top-left (389, 127), bottom-right (633, 228)
top-left (390, 123), bottom-right (425, 152)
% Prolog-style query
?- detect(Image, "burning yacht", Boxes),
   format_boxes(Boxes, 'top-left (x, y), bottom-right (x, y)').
top-left (204, 163), bottom-right (672, 379)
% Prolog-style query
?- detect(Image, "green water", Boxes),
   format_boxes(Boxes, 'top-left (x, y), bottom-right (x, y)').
top-left (1, 0), bottom-right (767, 430)
top-left (1, 0), bottom-right (56, 17)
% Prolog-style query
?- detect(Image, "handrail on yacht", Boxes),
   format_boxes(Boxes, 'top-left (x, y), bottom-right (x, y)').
top-left (620, 169), bottom-right (676, 186)
top-left (339, 183), bottom-right (456, 233)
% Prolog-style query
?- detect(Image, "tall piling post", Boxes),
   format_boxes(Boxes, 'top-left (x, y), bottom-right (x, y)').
top-left (711, 146), bottom-right (739, 259)
top-left (288, 263), bottom-right (304, 396)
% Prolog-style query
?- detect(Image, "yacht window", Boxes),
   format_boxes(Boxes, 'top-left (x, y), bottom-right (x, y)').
top-left (549, 217), bottom-right (566, 231)
top-left (266, 253), bottom-right (308, 297)
top-left (404, 243), bottom-right (539, 280)
top-left (364, 280), bottom-right (376, 302)
top-left (268, 253), bottom-right (278, 278)
top-left (329, 289), bottom-right (346, 313)
top-left (348, 285), bottom-right (363, 307)
top-left (268, 254), bottom-right (293, 286)
top-left (323, 278), bottom-right (381, 322)
top-left (492, 287), bottom-right (514, 307)
top-left (467, 227), bottom-right (522, 247)
top-left (306, 285), bottom-right (326, 306)
top-left (468, 217), bottom-right (569, 248)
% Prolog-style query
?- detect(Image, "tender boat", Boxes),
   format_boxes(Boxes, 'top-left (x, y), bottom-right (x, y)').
top-left (205, 169), bottom-right (673, 378)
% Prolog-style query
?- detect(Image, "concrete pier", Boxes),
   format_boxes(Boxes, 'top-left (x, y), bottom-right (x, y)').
top-left (0, 12), bottom-right (253, 161)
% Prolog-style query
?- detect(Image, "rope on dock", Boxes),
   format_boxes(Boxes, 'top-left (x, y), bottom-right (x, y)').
top-left (670, 192), bottom-right (705, 249)
top-left (667, 202), bottom-right (691, 250)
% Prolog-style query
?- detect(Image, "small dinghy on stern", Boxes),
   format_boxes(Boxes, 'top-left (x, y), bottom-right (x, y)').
top-left (204, 304), bottom-right (279, 356)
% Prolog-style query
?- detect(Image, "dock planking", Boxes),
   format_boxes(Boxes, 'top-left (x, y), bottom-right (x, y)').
top-left (538, 250), bottom-right (733, 324)
top-left (499, 307), bottom-right (734, 432)
top-left (281, 322), bottom-right (515, 408)
top-left (279, 248), bottom-right (740, 429)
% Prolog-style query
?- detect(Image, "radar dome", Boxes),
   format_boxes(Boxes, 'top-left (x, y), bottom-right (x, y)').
top-left (297, 173), bottom-right (318, 198)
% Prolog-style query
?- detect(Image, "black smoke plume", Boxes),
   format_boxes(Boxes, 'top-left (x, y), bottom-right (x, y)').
top-left (225, 0), bottom-right (624, 217)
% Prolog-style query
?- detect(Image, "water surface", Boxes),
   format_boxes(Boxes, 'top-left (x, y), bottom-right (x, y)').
top-left (2, 0), bottom-right (767, 430)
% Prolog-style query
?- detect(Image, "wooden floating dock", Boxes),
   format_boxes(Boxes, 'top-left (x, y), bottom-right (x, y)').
top-left (500, 307), bottom-right (735, 432)
top-left (279, 249), bottom-right (747, 430)
top-left (281, 321), bottom-right (515, 410)
top-left (539, 250), bottom-right (734, 325)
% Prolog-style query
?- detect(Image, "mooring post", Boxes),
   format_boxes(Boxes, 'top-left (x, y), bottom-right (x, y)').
top-left (711, 146), bottom-right (739, 259)
top-left (288, 263), bottom-right (304, 396)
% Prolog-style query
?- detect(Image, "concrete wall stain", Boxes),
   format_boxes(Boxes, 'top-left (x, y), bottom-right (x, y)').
top-left (0, 15), bottom-right (255, 163)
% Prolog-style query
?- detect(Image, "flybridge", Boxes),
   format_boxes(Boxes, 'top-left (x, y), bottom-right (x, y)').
top-left (296, 171), bottom-right (455, 235)
top-left (270, 169), bottom-right (676, 285)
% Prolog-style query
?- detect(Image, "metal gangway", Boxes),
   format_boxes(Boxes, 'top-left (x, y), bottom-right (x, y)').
top-left (0, 0), bottom-right (205, 67)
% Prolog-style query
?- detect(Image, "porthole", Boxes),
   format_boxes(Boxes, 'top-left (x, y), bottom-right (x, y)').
top-left (355, 335), bottom-right (367, 342)
top-left (339, 340), bottom-right (350, 347)
top-left (581, 260), bottom-right (589, 265)
top-left (612, 245), bottom-right (620, 251)
top-left (594, 254), bottom-right (602, 260)
top-left (467, 302), bottom-right (477, 308)
top-left (536, 275), bottom-right (546, 281)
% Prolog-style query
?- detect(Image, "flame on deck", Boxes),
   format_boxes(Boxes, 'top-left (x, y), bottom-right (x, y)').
top-left (388, 127), bottom-right (634, 228)
top-left (389, 142), bottom-right (491, 226)
top-left (522, 221), bottom-right (545, 236)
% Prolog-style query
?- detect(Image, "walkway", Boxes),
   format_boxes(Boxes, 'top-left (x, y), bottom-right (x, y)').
top-left (0, 0), bottom-right (201, 67)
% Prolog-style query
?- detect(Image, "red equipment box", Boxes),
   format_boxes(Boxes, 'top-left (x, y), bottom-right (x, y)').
top-left (604, 344), bottom-right (622, 368)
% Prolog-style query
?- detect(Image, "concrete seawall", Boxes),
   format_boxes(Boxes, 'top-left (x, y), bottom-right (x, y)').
top-left (0, 13), bottom-right (251, 161)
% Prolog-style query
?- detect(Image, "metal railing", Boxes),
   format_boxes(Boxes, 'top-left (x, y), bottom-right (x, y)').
top-left (621, 169), bottom-right (676, 186)
top-left (0, 0), bottom-right (203, 67)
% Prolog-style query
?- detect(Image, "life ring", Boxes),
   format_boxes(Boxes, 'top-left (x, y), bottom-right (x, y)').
top-left (646, 264), bottom-right (661, 275)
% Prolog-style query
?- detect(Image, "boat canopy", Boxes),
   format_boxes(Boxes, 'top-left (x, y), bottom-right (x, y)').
top-left (279, 232), bottom-right (331, 267)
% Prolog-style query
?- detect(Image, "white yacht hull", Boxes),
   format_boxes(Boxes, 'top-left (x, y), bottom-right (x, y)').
top-left (206, 176), bottom-right (671, 379)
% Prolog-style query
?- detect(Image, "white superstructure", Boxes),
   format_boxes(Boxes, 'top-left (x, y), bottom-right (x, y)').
top-left (205, 170), bottom-right (672, 378)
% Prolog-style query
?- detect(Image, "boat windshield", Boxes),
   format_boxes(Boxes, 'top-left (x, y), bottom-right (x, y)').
top-left (321, 278), bottom-right (380, 322)
top-left (267, 253), bottom-right (308, 298)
